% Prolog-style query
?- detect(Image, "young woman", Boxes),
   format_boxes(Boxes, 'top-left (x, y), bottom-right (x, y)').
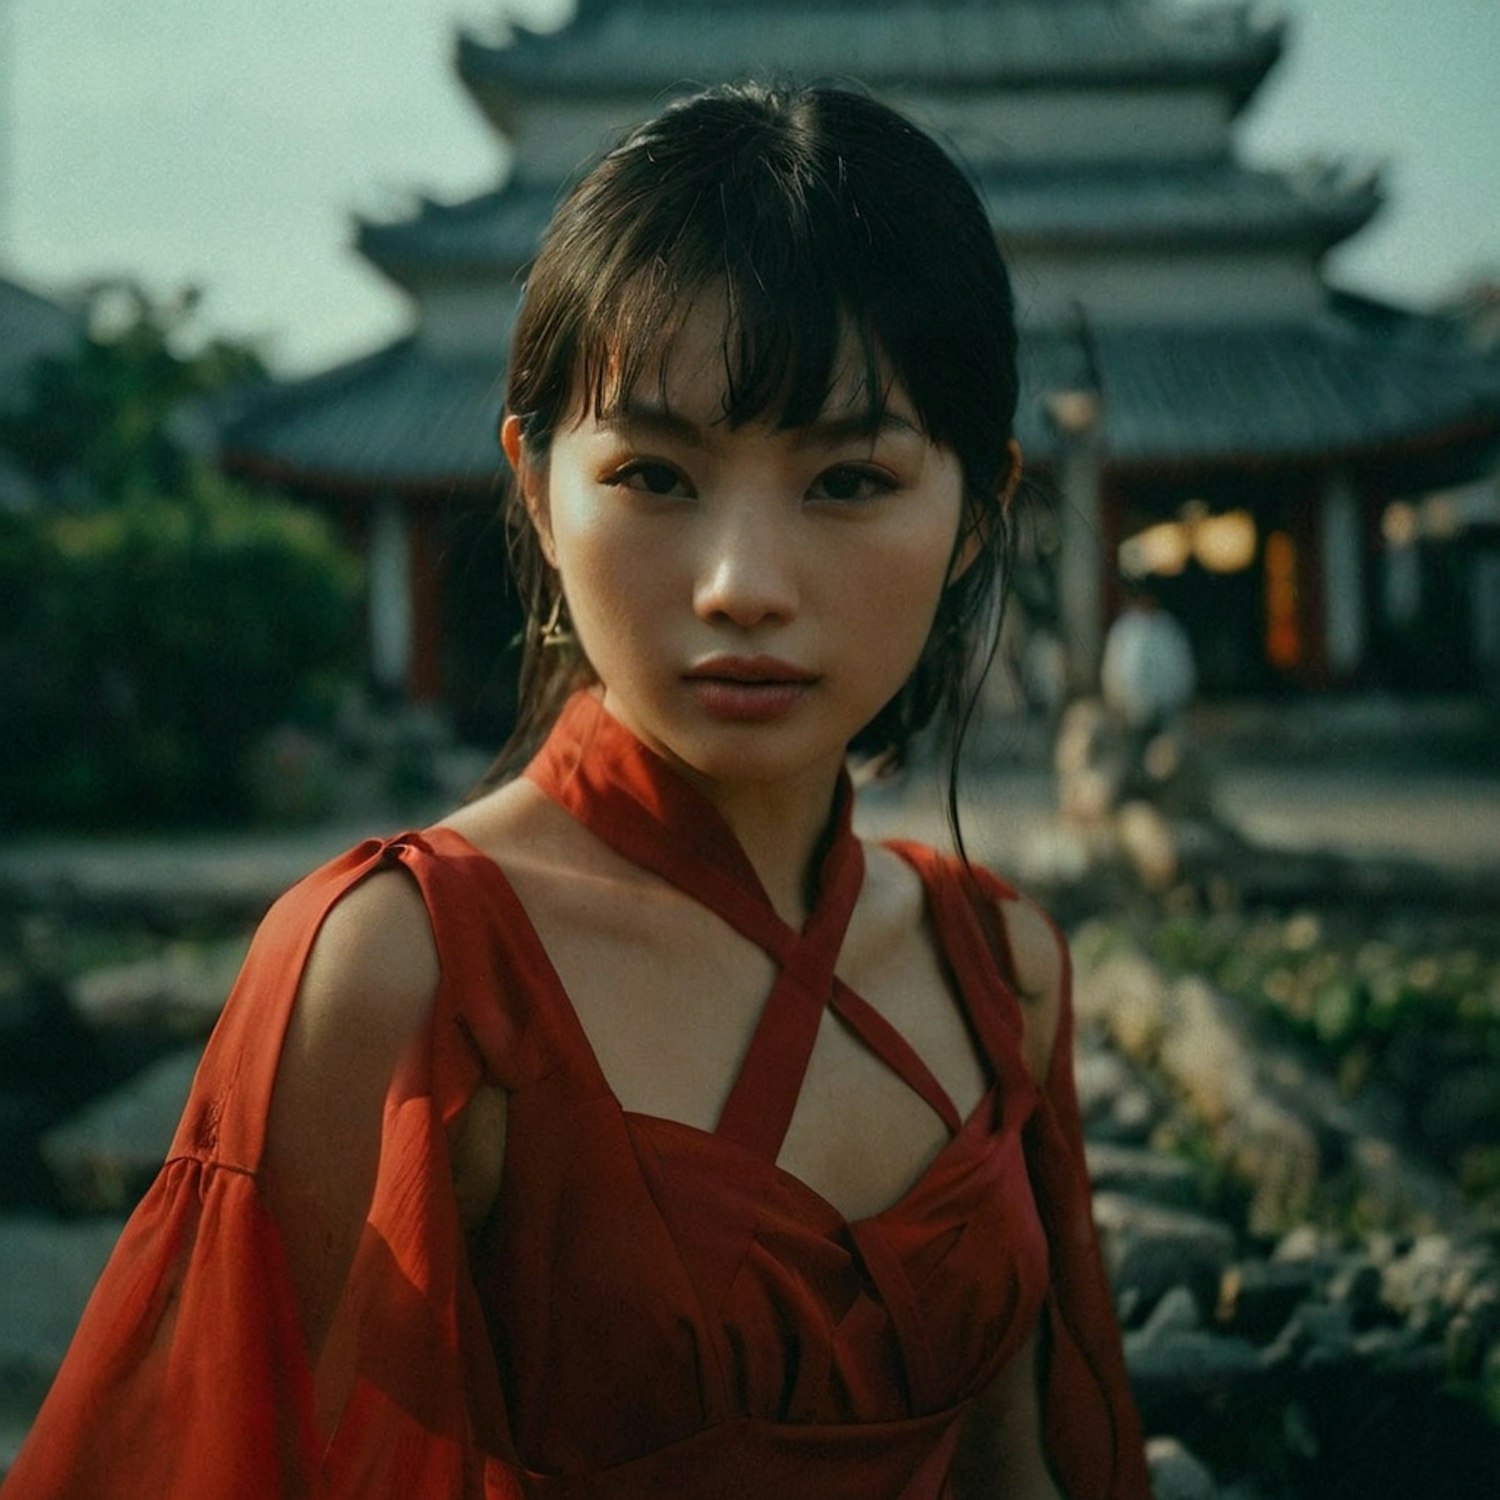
top-left (5, 84), bottom-right (1149, 1499)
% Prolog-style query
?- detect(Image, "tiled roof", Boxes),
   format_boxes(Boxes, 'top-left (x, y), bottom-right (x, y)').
top-left (356, 178), bottom-right (560, 285)
top-left (1077, 318), bottom-right (1500, 469)
top-left (977, 161), bottom-right (1379, 251)
top-left (357, 160), bottom-right (1375, 289)
top-left (220, 337), bottom-right (506, 495)
top-left (223, 313), bottom-right (1500, 490)
top-left (459, 1), bottom-right (1281, 100)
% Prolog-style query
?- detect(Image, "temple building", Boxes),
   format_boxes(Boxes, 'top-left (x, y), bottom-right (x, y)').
top-left (0, 273), bottom-right (83, 512)
top-left (221, 0), bottom-right (1500, 725)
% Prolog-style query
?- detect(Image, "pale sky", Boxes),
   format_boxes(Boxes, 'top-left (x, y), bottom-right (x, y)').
top-left (5, 0), bottom-right (1498, 375)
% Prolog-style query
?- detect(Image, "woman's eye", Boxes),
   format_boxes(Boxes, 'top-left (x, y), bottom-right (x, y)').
top-left (808, 465), bottom-right (893, 504)
top-left (609, 461), bottom-right (689, 496)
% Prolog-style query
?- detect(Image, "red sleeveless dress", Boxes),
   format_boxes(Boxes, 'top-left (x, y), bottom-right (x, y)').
top-left (3, 694), bottom-right (1148, 1499)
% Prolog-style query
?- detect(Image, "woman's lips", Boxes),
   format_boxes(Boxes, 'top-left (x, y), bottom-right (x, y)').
top-left (684, 659), bottom-right (818, 721)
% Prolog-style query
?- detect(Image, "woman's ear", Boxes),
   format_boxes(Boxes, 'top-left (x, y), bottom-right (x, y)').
top-left (501, 413), bottom-right (557, 568)
top-left (953, 439), bottom-right (1023, 581)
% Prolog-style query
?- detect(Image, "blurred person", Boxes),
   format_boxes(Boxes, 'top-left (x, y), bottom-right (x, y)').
top-left (4, 84), bottom-right (1147, 1500)
top-left (1100, 589), bottom-right (1196, 734)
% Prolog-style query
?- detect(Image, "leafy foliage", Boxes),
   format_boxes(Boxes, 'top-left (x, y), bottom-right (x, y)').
top-left (1, 472), bottom-right (360, 827)
top-left (0, 283), bottom-right (360, 827)
top-left (1138, 908), bottom-right (1500, 1210)
top-left (0, 281), bottom-right (266, 502)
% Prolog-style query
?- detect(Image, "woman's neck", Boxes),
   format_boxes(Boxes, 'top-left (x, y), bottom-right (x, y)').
top-left (699, 767), bottom-right (847, 928)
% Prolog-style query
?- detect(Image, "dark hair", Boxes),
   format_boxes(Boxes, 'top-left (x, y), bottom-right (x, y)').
top-left (483, 81), bottom-right (1021, 844)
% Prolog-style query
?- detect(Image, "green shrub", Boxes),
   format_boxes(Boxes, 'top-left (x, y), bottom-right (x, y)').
top-left (1119, 908), bottom-right (1500, 1203)
top-left (1, 472), bottom-right (360, 827)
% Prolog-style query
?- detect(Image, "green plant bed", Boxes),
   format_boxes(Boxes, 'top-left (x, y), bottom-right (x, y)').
top-left (1127, 906), bottom-right (1500, 1215)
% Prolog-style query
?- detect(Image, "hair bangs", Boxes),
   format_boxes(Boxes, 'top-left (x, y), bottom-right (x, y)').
top-left (563, 162), bottom-right (896, 438)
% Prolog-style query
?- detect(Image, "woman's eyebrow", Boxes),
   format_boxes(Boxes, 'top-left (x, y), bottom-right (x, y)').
top-left (600, 401), bottom-right (705, 448)
top-left (791, 411), bottom-right (924, 449)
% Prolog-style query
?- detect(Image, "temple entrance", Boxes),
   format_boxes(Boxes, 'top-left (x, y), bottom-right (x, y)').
top-left (1112, 471), bottom-right (1323, 696)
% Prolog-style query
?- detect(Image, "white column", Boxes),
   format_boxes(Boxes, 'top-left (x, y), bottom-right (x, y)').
top-left (368, 492), bottom-right (413, 696)
top-left (1050, 394), bottom-right (1105, 694)
top-left (1321, 472), bottom-right (1366, 677)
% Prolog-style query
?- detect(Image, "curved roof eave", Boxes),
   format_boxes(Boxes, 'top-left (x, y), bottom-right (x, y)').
top-left (985, 171), bottom-right (1381, 254)
top-left (354, 183), bottom-right (558, 286)
top-left (220, 336), bottom-right (509, 500)
top-left (1079, 318), bottom-right (1500, 472)
top-left (222, 317), bottom-right (1500, 494)
top-left (454, 14), bottom-right (1287, 101)
top-left (348, 161), bottom-right (1382, 284)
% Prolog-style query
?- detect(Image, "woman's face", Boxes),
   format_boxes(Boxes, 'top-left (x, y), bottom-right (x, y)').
top-left (504, 295), bottom-right (976, 797)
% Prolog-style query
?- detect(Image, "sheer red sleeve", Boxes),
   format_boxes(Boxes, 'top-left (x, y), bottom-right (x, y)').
top-left (1030, 919), bottom-right (1152, 1500)
top-left (1, 836), bottom-right (523, 1500)
top-left (966, 870), bottom-right (1151, 1500)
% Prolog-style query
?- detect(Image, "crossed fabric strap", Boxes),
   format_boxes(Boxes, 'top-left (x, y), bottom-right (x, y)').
top-left (525, 693), bottom-right (964, 1166)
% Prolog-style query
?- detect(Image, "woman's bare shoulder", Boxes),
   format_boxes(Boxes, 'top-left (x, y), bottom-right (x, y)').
top-left (878, 842), bottom-right (1066, 1086)
top-left (991, 887), bottom-right (1065, 1087)
top-left (290, 866), bottom-right (441, 1051)
top-left (438, 775), bottom-right (598, 882)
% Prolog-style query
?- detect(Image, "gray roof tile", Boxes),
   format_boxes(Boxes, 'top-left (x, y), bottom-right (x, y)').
top-left (359, 160), bottom-right (1376, 288)
top-left (223, 315), bottom-right (1500, 487)
top-left (221, 338), bottom-right (506, 491)
top-left (459, 1), bottom-right (1281, 98)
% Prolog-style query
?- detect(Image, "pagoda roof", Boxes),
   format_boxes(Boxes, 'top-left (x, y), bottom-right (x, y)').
top-left (1061, 315), bottom-right (1500, 475)
top-left (356, 176), bottom-right (560, 286)
top-left (223, 309), bottom-right (1500, 494)
top-left (355, 176), bottom-right (557, 287)
top-left (220, 336), bottom-right (505, 497)
top-left (356, 158), bottom-right (1377, 288)
top-left (459, 1), bottom-right (1282, 111)
top-left (977, 160), bottom-right (1379, 251)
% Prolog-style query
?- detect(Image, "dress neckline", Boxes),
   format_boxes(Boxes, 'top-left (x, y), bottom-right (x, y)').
top-left (522, 693), bottom-right (973, 1165)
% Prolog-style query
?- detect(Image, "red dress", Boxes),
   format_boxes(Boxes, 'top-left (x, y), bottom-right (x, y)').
top-left (3, 694), bottom-right (1148, 1499)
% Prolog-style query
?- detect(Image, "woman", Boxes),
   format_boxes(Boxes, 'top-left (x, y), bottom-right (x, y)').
top-left (4, 84), bottom-right (1148, 1498)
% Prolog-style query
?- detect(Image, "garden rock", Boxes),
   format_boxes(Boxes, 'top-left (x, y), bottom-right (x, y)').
top-left (1326, 1259), bottom-right (1384, 1327)
top-left (40, 1046), bottom-right (202, 1213)
top-left (1092, 1192), bottom-right (1238, 1315)
top-left (68, 936), bottom-right (249, 1035)
top-left (1261, 1301), bottom-right (1358, 1376)
top-left (1216, 1260), bottom-right (1322, 1342)
top-left (1125, 1319), bottom-right (1264, 1433)
top-left (1085, 1141), bottom-right (1201, 1210)
top-left (1073, 1037), bottom-right (1163, 1146)
top-left (1146, 1435), bottom-right (1219, 1500)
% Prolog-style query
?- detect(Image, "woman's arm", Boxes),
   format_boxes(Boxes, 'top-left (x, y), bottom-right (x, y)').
top-left (261, 869), bottom-right (442, 1411)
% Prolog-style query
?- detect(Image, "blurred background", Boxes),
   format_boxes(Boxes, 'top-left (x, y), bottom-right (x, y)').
top-left (2, 2), bottom-right (1499, 1495)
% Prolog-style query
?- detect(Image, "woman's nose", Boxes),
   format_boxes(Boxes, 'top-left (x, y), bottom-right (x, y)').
top-left (692, 505), bottom-right (799, 627)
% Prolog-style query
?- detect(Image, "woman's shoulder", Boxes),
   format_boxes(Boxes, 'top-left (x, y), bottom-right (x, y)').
top-left (291, 862), bottom-right (442, 1047)
top-left (869, 836), bottom-right (1066, 1085)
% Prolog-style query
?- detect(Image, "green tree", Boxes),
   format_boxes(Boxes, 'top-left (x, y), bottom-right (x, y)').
top-left (0, 280), bottom-right (267, 502)
top-left (1, 470), bottom-right (361, 827)
top-left (0, 281), bottom-right (363, 827)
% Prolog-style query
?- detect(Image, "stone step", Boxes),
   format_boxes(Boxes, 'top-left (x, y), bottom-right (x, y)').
top-left (0, 1215), bottom-right (125, 1473)
top-left (40, 1047), bottom-right (203, 1214)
